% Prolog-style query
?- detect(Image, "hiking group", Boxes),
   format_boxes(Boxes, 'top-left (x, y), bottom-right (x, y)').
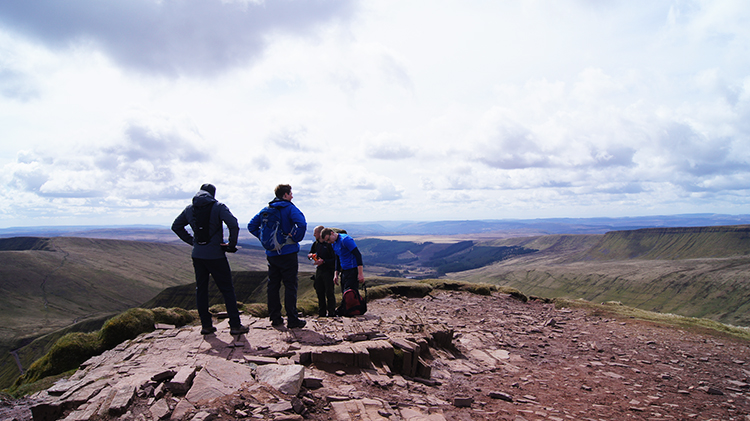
top-left (172, 183), bottom-right (366, 336)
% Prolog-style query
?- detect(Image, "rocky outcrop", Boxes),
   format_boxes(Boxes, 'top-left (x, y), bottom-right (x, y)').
top-left (11, 290), bottom-right (750, 421)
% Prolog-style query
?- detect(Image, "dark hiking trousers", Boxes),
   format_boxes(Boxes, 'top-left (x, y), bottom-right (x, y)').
top-left (266, 253), bottom-right (302, 324)
top-left (341, 267), bottom-right (359, 293)
top-left (314, 266), bottom-right (336, 316)
top-left (193, 257), bottom-right (242, 329)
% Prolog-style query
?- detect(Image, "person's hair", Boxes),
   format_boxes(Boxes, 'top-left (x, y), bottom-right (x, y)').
top-left (200, 183), bottom-right (216, 197)
top-left (275, 184), bottom-right (292, 199)
top-left (320, 228), bottom-right (334, 239)
top-left (313, 225), bottom-right (324, 237)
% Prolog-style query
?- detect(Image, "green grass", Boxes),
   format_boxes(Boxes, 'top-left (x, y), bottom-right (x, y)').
top-left (98, 308), bottom-right (156, 350)
top-left (22, 331), bottom-right (101, 384)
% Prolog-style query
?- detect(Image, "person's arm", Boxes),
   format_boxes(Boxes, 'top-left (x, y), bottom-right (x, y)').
top-left (221, 204), bottom-right (239, 248)
top-left (171, 210), bottom-right (194, 246)
top-left (289, 205), bottom-right (307, 242)
top-left (308, 242), bottom-right (323, 265)
top-left (247, 212), bottom-right (261, 238)
top-left (351, 247), bottom-right (365, 283)
top-left (308, 241), bottom-right (318, 258)
top-left (333, 255), bottom-right (341, 285)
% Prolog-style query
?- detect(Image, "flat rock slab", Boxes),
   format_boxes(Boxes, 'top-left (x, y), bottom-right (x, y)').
top-left (331, 398), bottom-right (446, 421)
top-left (255, 364), bottom-right (304, 395)
top-left (185, 359), bottom-right (256, 404)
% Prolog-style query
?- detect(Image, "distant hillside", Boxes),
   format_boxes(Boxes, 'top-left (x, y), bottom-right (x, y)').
top-left (1, 237), bottom-right (188, 340)
top-left (449, 225), bottom-right (750, 327)
top-left (353, 238), bottom-right (538, 278)
top-left (582, 225), bottom-right (750, 260)
top-left (321, 213), bottom-right (750, 236)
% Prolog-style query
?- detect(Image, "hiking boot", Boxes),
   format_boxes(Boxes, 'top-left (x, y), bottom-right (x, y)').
top-left (200, 326), bottom-right (217, 335)
top-left (230, 325), bottom-right (249, 335)
top-left (271, 319), bottom-right (284, 327)
top-left (287, 319), bottom-right (307, 329)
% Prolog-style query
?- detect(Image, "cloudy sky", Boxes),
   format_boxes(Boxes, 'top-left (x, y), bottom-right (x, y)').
top-left (1, 0), bottom-right (749, 228)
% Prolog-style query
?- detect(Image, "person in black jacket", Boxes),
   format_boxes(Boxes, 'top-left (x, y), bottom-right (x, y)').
top-left (308, 225), bottom-right (337, 317)
top-left (172, 184), bottom-right (249, 336)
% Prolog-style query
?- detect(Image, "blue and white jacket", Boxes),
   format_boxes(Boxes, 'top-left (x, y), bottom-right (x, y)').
top-left (247, 198), bottom-right (307, 256)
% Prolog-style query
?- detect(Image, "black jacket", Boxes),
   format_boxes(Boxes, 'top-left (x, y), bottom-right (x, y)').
top-left (309, 240), bottom-right (336, 270)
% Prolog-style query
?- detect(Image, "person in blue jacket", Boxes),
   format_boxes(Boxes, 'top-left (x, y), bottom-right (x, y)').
top-left (172, 184), bottom-right (249, 336)
top-left (320, 227), bottom-right (364, 292)
top-left (248, 184), bottom-right (308, 329)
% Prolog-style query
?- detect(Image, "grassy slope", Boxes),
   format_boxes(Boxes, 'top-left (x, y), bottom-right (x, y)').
top-left (448, 226), bottom-right (750, 327)
top-left (1, 237), bottom-right (192, 342)
top-left (582, 225), bottom-right (750, 260)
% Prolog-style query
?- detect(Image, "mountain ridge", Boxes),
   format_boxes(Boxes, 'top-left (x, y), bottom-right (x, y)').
top-left (450, 225), bottom-right (750, 327)
top-left (4, 213), bottom-right (750, 241)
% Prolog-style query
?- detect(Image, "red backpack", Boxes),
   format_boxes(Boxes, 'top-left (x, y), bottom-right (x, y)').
top-left (336, 284), bottom-right (367, 317)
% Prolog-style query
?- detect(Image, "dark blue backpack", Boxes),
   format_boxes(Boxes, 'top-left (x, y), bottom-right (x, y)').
top-left (259, 205), bottom-right (295, 252)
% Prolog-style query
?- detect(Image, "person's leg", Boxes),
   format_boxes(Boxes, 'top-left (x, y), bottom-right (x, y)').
top-left (320, 267), bottom-right (337, 316)
top-left (278, 253), bottom-right (302, 326)
top-left (266, 255), bottom-right (283, 325)
top-left (314, 270), bottom-right (326, 317)
top-left (341, 268), bottom-right (359, 293)
top-left (192, 258), bottom-right (213, 330)
top-left (206, 257), bottom-right (242, 329)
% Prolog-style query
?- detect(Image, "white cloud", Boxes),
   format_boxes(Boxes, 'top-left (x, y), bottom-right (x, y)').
top-left (362, 132), bottom-right (416, 160)
top-left (2, 0), bottom-right (750, 227)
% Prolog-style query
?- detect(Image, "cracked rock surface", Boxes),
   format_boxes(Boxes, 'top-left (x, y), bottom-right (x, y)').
top-left (2, 290), bottom-right (749, 420)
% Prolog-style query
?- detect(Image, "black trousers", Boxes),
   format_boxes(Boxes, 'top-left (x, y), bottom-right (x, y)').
top-left (340, 267), bottom-right (359, 292)
top-left (314, 266), bottom-right (336, 316)
top-left (192, 257), bottom-right (242, 329)
top-left (266, 253), bottom-right (301, 323)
